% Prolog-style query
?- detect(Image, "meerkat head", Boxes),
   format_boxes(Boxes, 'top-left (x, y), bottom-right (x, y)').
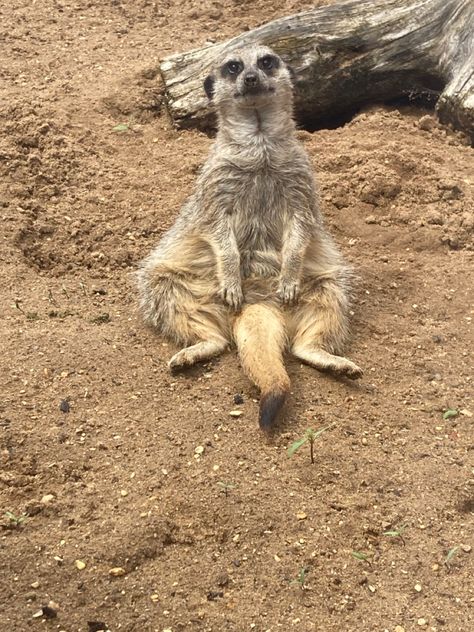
top-left (204, 45), bottom-right (294, 111)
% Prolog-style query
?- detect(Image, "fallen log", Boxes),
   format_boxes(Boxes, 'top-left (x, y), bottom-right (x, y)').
top-left (160, 0), bottom-right (473, 141)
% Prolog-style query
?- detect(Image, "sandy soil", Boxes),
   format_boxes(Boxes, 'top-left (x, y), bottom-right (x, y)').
top-left (1, 1), bottom-right (473, 631)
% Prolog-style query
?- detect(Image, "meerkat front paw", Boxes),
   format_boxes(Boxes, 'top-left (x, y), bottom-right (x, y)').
top-left (277, 279), bottom-right (300, 305)
top-left (220, 282), bottom-right (244, 311)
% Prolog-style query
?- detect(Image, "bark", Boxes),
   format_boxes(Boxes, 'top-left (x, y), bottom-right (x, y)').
top-left (160, 0), bottom-right (474, 141)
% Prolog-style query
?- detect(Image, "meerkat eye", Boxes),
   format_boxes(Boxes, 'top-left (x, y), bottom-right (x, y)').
top-left (258, 55), bottom-right (278, 71)
top-left (226, 60), bottom-right (242, 75)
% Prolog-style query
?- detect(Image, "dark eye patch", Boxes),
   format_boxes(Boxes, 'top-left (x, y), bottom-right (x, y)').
top-left (221, 59), bottom-right (244, 80)
top-left (257, 54), bottom-right (280, 74)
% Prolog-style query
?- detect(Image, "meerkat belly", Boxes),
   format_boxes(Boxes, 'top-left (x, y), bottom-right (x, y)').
top-left (233, 172), bottom-right (287, 249)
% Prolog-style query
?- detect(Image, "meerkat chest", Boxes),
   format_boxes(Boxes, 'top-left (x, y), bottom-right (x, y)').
top-left (232, 168), bottom-right (289, 249)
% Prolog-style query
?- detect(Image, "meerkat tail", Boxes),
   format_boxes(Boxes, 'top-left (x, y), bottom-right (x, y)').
top-left (233, 303), bottom-right (290, 430)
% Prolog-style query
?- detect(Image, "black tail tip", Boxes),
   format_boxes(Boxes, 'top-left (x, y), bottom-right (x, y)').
top-left (259, 390), bottom-right (288, 431)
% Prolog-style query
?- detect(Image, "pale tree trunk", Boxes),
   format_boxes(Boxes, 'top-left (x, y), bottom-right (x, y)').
top-left (160, 0), bottom-right (473, 141)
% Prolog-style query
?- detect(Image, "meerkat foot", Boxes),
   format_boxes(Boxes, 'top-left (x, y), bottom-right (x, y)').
top-left (168, 339), bottom-right (228, 371)
top-left (292, 346), bottom-right (363, 380)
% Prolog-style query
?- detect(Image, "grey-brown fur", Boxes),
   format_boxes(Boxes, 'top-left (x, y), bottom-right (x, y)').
top-left (137, 45), bottom-right (362, 429)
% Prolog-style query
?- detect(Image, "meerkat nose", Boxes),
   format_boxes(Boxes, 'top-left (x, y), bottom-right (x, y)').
top-left (244, 72), bottom-right (258, 86)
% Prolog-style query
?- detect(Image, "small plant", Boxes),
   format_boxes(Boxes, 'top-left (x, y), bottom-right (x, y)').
top-left (351, 550), bottom-right (370, 563)
top-left (444, 546), bottom-right (460, 570)
top-left (291, 566), bottom-right (309, 589)
top-left (383, 524), bottom-right (407, 545)
top-left (4, 511), bottom-right (27, 527)
top-left (288, 424), bottom-right (335, 464)
top-left (443, 409), bottom-right (458, 420)
top-left (112, 123), bottom-right (129, 133)
top-left (217, 481), bottom-right (235, 498)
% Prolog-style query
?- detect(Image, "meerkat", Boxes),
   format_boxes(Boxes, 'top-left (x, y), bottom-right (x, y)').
top-left (137, 44), bottom-right (362, 430)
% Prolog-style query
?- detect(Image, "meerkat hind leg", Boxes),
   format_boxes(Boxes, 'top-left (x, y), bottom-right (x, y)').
top-left (292, 346), bottom-right (362, 379)
top-left (290, 281), bottom-right (363, 380)
top-left (168, 338), bottom-right (228, 371)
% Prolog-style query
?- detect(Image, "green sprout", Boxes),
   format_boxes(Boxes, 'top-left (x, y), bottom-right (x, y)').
top-left (291, 566), bottom-right (309, 590)
top-left (444, 546), bottom-right (460, 570)
top-left (443, 409), bottom-right (458, 420)
top-left (288, 424), bottom-right (335, 464)
top-left (112, 123), bottom-right (129, 133)
top-left (351, 551), bottom-right (370, 563)
top-left (217, 481), bottom-right (236, 498)
top-left (383, 524), bottom-right (407, 545)
top-left (4, 511), bottom-right (27, 527)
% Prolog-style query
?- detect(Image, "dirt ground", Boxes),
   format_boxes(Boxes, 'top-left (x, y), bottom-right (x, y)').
top-left (1, 1), bottom-right (473, 631)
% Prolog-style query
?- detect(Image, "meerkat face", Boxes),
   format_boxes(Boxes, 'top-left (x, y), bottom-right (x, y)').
top-left (204, 45), bottom-right (294, 110)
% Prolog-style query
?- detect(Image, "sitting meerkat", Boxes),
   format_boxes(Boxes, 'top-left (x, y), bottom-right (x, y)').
top-left (138, 44), bottom-right (362, 430)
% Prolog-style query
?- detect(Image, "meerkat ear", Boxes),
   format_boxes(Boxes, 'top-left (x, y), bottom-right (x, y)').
top-left (286, 64), bottom-right (297, 86)
top-left (204, 75), bottom-right (215, 100)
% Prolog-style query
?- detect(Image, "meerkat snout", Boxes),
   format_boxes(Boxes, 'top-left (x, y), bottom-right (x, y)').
top-left (204, 45), bottom-right (293, 107)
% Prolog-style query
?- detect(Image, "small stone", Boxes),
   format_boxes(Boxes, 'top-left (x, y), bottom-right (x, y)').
top-left (120, 490), bottom-right (128, 497)
top-left (41, 494), bottom-right (55, 504)
top-left (194, 445), bottom-right (204, 455)
top-left (365, 215), bottom-right (377, 224)
top-left (31, 581), bottom-right (40, 589)
top-left (88, 622), bottom-right (108, 632)
top-left (461, 544), bottom-right (472, 553)
top-left (59, 399), bottom-right (70, 413)
top-left (418, 115), bottom-right (435, 131)
top-left (460, 409), bottom-right (472, 417)
top-left (361, 437), bottom-right (368, 445)
top-left (414, 583), bottom-right (422, 592)
top-left (75, 560), bottom-right (86, 570)
top-left (109, 567), bottom-right (126, 577)
top-left (432, 563), bottom-right (439, 571)
top-left (296, 511), bottom-right (307, 520)
top-left (368, 584), bottom-right (376, 592)
top-left (229, 410), bottom-right (243, 417)
top-left (33, 603), bottom-right (58, 619)
top-left (394, 626), bottom-right (405, 632)
top-left (150, 593), bottom-right (159, 602)
top-left (417, 618), bottom-right (427, 626)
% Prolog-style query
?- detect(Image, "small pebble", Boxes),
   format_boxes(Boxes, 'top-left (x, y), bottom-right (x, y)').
top-left (461, 544), bottom-right (471, 553)
top-left (75, 560), bottom-right (86, 570)
top-left (417, 618), bottom-right (427, 627)
top-left (194, 445), bottom-right (204, 455)
top-left (414, 583), bottom-right (422, 592)
top-left (150, 594), bottom-right (159, 602)
top-left (59, 399), bottom-right (70, 413)
top-left (41, 494), bottom-right (55, 504)
top-left (120, 490), bottom-right (128, 497)
top-left (109, 567), bottom-right (126, 577)
top-left (394, 626), bottom-right (405, 632)
top-left (296, 511), bottom-right (307, 520)
top-left (229, 410), bottom-right (243, 417)
top-left (31, 581), bottom-right (40, 589)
